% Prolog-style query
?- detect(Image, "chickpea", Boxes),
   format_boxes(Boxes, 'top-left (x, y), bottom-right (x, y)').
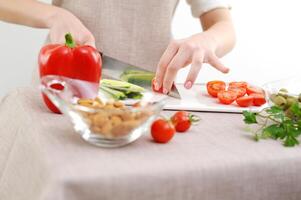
top-left (95, 97), bottom-right (104, 105)
top-left (111, 120), bottom-right (139, 137)
top-left (113, 101), bottom-right (124, 108)
top-left (92, 112), bottom-right (109, 125)
top-left (99, 123), bottom-right (113, 136)
top-left (91, 125), bottom-right (102, 134)
top-left (119, 111), bottom-right (135, 121)
top-left (104, 104), bottom-right (115, 110)
top-left (77, 98), bottom-right (95, 107)
top-left (111, 115), bottom-right (122, 126)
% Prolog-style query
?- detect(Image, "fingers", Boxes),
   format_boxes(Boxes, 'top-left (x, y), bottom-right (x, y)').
top-left (49, 32), bottom-right (65, 44)
top-left (75, 32), bottom-right (96, 47)
top-left (49, 31), bottom-right (96, 48)
top-left (185, 50), bottom-right (204, 89)
top-left (83, 35), bottom-right (96, 48)
top-left (208, 54), bottom-right (229, 73)
top-left (162, 49), bottom-right (190, 93)
top-left (155, 40), bottom-right (179, 90)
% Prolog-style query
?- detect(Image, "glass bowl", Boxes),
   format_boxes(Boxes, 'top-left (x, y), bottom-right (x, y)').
top-left (263, 77), bottom-right (301, 106)
top-left (40, 75), bottom-right (165, 148)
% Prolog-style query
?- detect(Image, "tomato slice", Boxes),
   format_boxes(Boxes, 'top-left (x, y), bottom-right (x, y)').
top-left (229, 81), bottom-right (248, 89)
top-left (207, 81), bottom-right (226, 98)
top-left (250, 93), bottom-right (266, 106)
top-left (228, 86), bottom-right (247, 98)
top-left (246, 85), bottom-right (265, 95)
top-left (217, 90), bottom-right (237, 105)
top-left (236, 96), bottom-right (254, 107)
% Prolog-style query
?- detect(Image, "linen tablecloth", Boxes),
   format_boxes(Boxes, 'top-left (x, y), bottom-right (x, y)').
top-left (1, 87), bottom-right (301, 200)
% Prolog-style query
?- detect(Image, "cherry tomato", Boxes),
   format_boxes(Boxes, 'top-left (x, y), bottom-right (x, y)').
top-left (236, 96), bottom-right (254, 107)
top-left (151, 119), bottom-right (175, 143)
top-left (228, 86), bottom-right (247, 98)
top-left (229, 81), bottom-right (248, 89)
top-left (246, 86), bottom-right (265, 95)
top-left (207, 81), bottom-right (226, 98)
top-left (250, 93), bottom-right (266, 106)
top-left (171, 111), bottom-right (191, 132)
top-left (217, 90), bottom-right (237, 105)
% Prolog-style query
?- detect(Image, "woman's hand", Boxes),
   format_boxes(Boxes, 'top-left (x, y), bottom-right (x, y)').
top-left (154, 8), bottom-right (235, 94)
top-left (48, 8), bottom-right (95, 47)
top-left (154, 32), bottom-right (229, 94)
top-left (0, 1), bottom-right (95, 47)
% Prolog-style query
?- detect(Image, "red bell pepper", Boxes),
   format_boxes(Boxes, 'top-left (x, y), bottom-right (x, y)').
top-left (39, 33), bottom-right (101, 113)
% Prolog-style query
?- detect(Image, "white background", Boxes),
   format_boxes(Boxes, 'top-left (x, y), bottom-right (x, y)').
top-left (0, 0), bottom-right (300, 99)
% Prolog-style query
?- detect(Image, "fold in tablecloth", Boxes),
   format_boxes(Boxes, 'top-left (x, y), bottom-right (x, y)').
top-left (1, 87), bottom-right (301, 200)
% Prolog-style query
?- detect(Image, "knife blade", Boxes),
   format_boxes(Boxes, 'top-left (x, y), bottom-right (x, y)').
top-left (101, 55), bottom-right (181, 99)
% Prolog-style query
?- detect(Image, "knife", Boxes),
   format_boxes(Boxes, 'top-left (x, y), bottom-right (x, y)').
top-left (101, 54), bottom-right (181, 99)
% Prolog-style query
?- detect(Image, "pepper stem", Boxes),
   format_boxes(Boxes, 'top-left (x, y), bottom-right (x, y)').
top-left (65, 33), bottom-right (76, 48)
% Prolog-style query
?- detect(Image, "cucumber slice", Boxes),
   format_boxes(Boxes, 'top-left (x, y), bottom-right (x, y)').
top-left (100, 79), bottom-right (145, 93)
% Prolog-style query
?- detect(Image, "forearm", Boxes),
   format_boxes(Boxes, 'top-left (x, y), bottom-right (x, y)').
top-left (200, 8), bottom-right (236, 57)
top-left (0, 0), bottom-right (60, 28)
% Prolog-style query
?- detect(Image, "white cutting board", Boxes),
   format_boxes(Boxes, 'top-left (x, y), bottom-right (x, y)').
top-left (100, 83), bottom-right (267, 113)
top-left (162, 83), bottom-right (267, 113)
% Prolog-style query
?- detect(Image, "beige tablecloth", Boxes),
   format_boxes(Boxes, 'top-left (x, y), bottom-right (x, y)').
top-left (1, 87), bottom-right (301, 200)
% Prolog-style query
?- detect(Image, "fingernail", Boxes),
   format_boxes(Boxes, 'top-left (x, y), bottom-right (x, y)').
top-left (163, 88), bottom-right (168, 94)
top-left (184, 81), bottom-right (192, 89)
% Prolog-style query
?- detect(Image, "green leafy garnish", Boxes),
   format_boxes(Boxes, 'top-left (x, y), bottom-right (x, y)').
top-left (242, 102), bottom-right (301, 147)
top-left (242, 111), bottom-right (257, 124)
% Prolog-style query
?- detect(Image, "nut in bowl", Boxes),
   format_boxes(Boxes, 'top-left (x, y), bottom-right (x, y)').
top-left (40, 75), bottom-right (164, 148)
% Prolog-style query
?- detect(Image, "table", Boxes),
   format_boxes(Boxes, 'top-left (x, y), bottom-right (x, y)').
top-left (1, 87), bottom-right (301, 200)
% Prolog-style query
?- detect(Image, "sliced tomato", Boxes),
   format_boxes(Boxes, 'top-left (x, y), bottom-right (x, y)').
top-left (228, 86), bottom-right (247, 98)
top-left (217, 90), bottom-right (237, 105)
top-left (236, 96), bottom-right (254, 107)
top-left (206, 81), bottom-right (226, 98)
top-left (229, 81), bottom-right (248, 89)
top-left (246, 85), bottom-right (265, 95)
top-left (250, 93), bottom-right (266, 106)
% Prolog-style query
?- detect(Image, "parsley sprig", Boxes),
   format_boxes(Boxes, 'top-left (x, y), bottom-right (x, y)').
top-left (243, 102), bottom-right (301, 147)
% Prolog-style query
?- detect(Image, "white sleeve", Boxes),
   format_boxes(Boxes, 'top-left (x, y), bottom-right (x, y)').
top-left (186, 0), bottom-right (231, 18)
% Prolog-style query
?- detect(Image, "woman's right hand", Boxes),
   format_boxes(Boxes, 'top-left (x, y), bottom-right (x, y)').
top-left (48, 8), bottom-right (95, 47)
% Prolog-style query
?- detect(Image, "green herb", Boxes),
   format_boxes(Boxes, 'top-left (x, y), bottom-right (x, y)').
top-left (242, 102), bottom-right (301, 147)
top-left (242, 111), bottom-right (257, 124)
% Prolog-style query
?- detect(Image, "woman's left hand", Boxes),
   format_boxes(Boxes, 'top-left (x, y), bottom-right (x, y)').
top-left (154, 32), bottom-right (229, 93)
